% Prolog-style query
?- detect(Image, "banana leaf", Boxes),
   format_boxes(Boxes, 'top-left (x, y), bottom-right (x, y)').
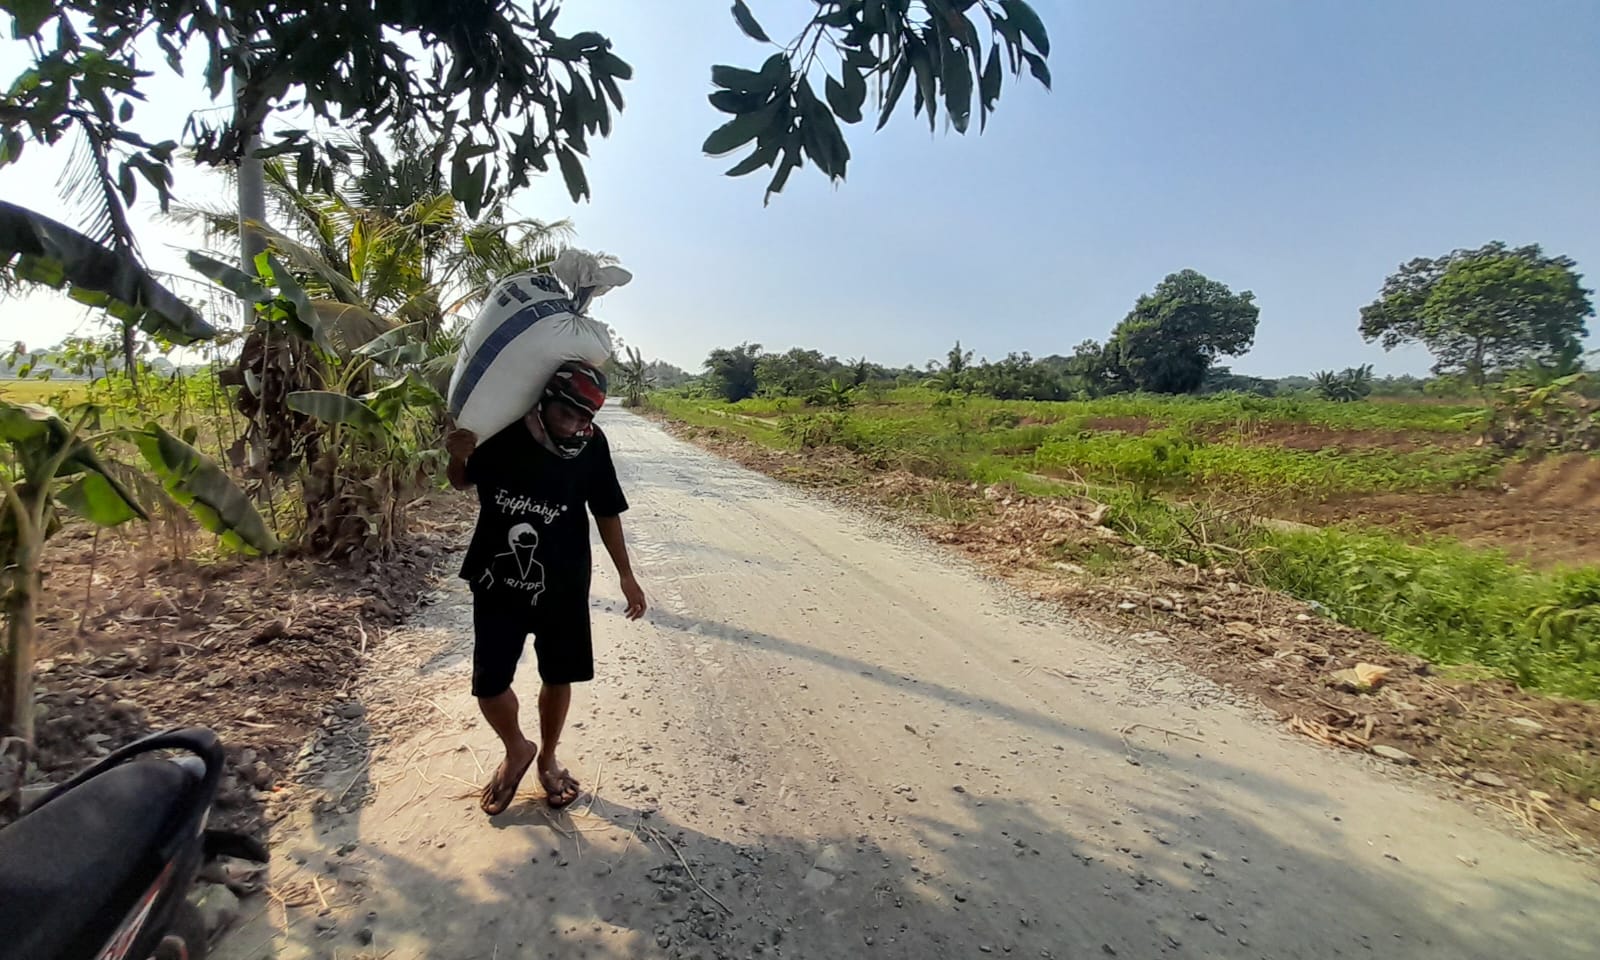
top-left (0, 400), bottom-right (145, 508)
top-left (311, 301), bottom-right (395, 360)
top-left (355, 321), bottom-right (429, 367)
top-left (247, 219), bottom-right (364, 304)
top-left (252, 252), bottom-right (317, 343)
top-left (286, 390), bottom-right (384, 432)
top-left (134, 424), bottom-right (279, 555)
top-left (363, 373), bottom-right (443, 421)
top-left (57, 472), bottom-right (143, 527)
top-left (0, 400), bottom-right (56, 445)
top-left (419, 353), bottom-right (456, 397)
top-left (186, 250), bottom-right (272, 303)
top-left (0, 201), bottom-right (215, 345)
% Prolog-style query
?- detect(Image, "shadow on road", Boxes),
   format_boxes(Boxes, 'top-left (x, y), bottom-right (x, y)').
top-left (641, 609), bottom-right (1326, 812)
top-left (230, 776), bottom-right (1594, 960)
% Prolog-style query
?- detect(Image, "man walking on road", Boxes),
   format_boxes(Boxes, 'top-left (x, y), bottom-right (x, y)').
top-left (445, 361), bottom-right (647, 814)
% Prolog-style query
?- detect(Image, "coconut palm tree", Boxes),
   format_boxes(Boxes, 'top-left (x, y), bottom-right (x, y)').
top-left (171, 129), bottom-right (574, 334)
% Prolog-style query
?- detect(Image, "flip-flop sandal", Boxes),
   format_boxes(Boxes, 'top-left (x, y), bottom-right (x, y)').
top-left (539, 767), bottom-right (582, 809)
top-left (480, 742), bottom-right (538, 815)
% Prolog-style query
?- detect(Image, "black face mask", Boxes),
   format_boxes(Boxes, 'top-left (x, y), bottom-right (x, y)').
top-left (536, 400), bottom-right (594, 460)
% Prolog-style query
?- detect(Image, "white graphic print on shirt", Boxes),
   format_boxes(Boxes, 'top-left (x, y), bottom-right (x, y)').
top-left (475, 490), bottom-right (569, 602)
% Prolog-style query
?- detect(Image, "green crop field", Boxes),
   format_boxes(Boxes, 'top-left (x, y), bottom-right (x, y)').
top-left (0, 379), bottom-right (90, 404)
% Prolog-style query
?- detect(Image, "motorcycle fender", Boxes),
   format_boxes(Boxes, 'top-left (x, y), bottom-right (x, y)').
top-left (93, 861), bottom-right (173, 960)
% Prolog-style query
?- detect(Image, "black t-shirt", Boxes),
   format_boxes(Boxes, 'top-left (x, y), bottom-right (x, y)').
top-left (458, 421), bottom-right (627, 609)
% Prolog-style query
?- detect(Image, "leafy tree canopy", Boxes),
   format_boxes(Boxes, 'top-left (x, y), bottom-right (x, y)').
top-left (1108, 269), bottom-right (1260, 394)
top-left (704, 342), bottom-right (765, 403)
top-left (1359, 242), bottom-right (1594, 385)
top-left (0, 0), bottom-right (1053, 251)
top-left (707, 0), bottom-right (1052, 202)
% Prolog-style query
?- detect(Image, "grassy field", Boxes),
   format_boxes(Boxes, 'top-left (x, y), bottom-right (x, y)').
top-left (0, 379), bottom-right (90, 404)
top-left (656, 388), bottom-right (1600, 699)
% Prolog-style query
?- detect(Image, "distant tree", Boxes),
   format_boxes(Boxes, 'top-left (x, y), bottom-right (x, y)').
top-left (617, 346), bottom-right (654, 408)
top-left (1109, 270), bottom-right (1260, 394)
top-left (1058, 339), bottom-right (1123, 396)
top-left (1200, 365), bottom-right (1277, 397)
top-left (924, 340), bottom-right (976, 392)
top-left (810, 378), bottom-right (856, 410)
top-left (1366, 374), bottom-right (1426, 398)
top-left (946, 340), bottom-right (974, 376)
top-left (960, 352), bottom-right (1069, 401)
top-left (1359, 243), bottom-right (1594, 387)
top-left (756, 348), bottom-right (841, 397)
top-left (703, 343), bottom-right (764, 402)
top-left (1274, 375), bottom-right (1318, 395)
top-left (645, 360), bottom-right (693, 390)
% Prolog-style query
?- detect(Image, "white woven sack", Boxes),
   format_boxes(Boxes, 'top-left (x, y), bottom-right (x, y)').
top-left (447, 254), bottom-right (630, 437)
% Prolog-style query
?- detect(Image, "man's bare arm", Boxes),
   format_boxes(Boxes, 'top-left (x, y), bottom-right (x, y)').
top-left (596, 515), bottom-right (646, 620)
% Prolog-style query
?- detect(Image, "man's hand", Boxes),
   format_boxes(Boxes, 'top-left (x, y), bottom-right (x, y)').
top-left (445, 428), bottom-right (478, 461)
top-left (596, 515), bottom-right (644, 619)
top-left (445, 428), bottom-right (477, 490)
top-left (620, 574), bottom-right (647, 620)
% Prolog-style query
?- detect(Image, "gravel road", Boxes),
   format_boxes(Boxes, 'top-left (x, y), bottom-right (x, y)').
top-left (219, 409), bottom-right (1599, 960)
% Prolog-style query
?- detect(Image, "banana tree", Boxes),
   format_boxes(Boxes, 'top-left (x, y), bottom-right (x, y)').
top-left (1, 402), bottom-right (144, 748)
top-left (287, 373), bottom-right (446, 556)
top-left (190, 251), bottom-right (452, 556)
top-left (0, 400), bottom-right (277, 750)
top-left (617, 346), bottom-right (654, 408)
top-left (812, 378), bottom-right (856, 410)
top-left (0, 205), bottom-right (276, 758)
top-left (188, 249), bottom-right (393, 474)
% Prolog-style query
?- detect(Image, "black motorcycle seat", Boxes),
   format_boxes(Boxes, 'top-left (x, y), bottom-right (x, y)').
top-left (0, 759), bottom-right (196, 960)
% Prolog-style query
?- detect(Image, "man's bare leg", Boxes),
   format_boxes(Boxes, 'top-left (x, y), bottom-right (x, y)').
top-left (477, 688), bottom-right (538, 815)
top-left (536, 683), bottom-right (581, 807)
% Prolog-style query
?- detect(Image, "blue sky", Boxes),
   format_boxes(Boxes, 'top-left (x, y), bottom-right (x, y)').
top-left (3, 0), bottom-right (1597, 376)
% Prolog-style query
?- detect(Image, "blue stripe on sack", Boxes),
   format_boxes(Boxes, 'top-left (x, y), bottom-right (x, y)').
top-left (448, 297), bottom-right (577, 417)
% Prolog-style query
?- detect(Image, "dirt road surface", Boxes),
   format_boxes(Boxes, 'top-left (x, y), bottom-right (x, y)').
top-left (219, 410), bottom-right (1599, 960)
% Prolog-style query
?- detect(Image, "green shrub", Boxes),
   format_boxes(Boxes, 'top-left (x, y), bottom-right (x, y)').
top-left (779, 412), bottom-right (850, 449)
top-left (1257, 530), bottom-right (1600, 698)
top-left (1034, 431), bottom-right (1195, 492)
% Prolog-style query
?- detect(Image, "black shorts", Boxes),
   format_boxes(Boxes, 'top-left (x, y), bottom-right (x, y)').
top-left (470, 590), bottom-right (593, 696)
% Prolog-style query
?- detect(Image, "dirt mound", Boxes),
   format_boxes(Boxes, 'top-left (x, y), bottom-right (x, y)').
top-left (1501, 455), bottom-right (1600, 508)
top-left (10, 496), bottom-right (473, 836)
top-left (1296, 454), bottom-right (1600, 569)
top-left (1083, 415), bottom-right (1154, 434)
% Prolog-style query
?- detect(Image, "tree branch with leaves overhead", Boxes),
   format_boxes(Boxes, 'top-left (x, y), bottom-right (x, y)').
top-left (707, 0), bottom-right (1052, 202)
